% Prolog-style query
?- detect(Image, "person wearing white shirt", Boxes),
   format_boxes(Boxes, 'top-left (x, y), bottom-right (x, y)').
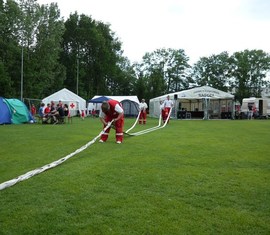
top-left (163, 95), bottom-right (174, 123)
top-left (99, 100), bottom-right (124, 144)
top-left (139, 99), bottom-right (148, 124)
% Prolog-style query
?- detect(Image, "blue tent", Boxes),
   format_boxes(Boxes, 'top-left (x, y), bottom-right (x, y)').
top-left (88, 96), bottom-right (111, 103)
top-left (0, 97), bottom-right (12, 124)
top-left (0, 97), bottom-right (34, 124)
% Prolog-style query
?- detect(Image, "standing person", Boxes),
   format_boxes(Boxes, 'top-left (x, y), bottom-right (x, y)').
top-left (252, 104), bottom-right (257, 119)
top-left (163, 95), bottom-right (174, 123)
top-left (247, 104), bottom-right (253, 120)
top-left (99, 100), bottom-right (124, 144)
top-left (81, 110), bottom-right (85, 120)
top-left (91, 108), bottom-right (96, 118)
top-left (139, 98), bottom-right (148, 124)
top-left (38, 103), bottom-right (45, 118)
top-left (31, 104), bottom-right (36, 116)
top-left (160, 100), bottom-right (165, 122)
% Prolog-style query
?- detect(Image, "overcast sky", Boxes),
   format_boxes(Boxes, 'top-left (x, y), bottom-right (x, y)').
top-left (37, 0), bottom-right (270, 65)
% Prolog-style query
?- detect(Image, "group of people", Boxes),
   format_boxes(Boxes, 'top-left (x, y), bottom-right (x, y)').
top-left (38, 100), bottom-right (69, 124)
top-left (30, 96), bottom-right (173, 142)
top-left (98, 95), bottom-right (174, 144)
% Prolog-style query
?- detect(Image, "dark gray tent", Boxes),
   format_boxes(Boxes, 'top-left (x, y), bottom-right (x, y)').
top-left (88, 95), bottom-right (140, 117)
top-left (121, 99), bottom-right (139, 117)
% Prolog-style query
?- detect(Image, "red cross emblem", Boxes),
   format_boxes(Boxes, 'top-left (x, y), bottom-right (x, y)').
top-left (70, 103), bottom-right (75, 109)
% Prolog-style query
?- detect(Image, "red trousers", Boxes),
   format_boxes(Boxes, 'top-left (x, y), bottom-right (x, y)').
top-left (163, 107), bottom-right (171, 123)
top-left (100, 116), bottom-right (124, 142)
top-left (139, 111), bottom-right (147, 124)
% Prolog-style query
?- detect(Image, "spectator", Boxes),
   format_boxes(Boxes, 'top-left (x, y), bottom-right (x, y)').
top-left (81, 110), bottom-right (85, 120)
top-left (55, 103), bottom-right (65, 124)
top-left (91, 108), bottom-right (96, 118)
top-left (31, 104), bottom-right (36, 116)
top-left (38, 103), bottom-right (44, 116)
top-left (64, 104), bottom-right (69, 117)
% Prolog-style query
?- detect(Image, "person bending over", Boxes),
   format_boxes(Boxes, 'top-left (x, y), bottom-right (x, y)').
top-left (99, 100), bottom-right (124, 144)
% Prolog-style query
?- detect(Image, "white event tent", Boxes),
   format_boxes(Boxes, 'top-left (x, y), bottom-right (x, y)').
top-left (149, 86), bottom-right (235, 120)
top-left (42, 88), bottom-right (86, 116)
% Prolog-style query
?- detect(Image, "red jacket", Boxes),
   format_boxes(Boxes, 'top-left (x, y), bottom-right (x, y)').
top-left (104, 100), bottom-right (123, 119)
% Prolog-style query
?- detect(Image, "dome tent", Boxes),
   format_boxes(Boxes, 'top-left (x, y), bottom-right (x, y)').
top-left (88, 95), bottom-right (140, 117)
top-left (0, 97), bottom-right (33, 124)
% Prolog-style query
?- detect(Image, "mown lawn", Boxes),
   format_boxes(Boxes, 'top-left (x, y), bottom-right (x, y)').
top-left (0, 117), bottom-right (270, 234)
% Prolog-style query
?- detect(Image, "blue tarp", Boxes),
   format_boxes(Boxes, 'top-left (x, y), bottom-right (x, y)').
top-left (88, 96), bottom-right (111, 103)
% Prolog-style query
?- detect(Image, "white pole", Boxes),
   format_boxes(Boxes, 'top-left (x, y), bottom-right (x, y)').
top-left (20, 46), bottom-right (24, 101)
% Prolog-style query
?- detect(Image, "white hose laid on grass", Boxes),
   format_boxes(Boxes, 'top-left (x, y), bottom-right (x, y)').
top-left (125, 110), bottom-right (141, 133)
top-left (1, 110), bottom-right (172, 191)
top-left (0, 120), bottom-right (114, 191)
top-left (126, 108), bottom-right (172, 136)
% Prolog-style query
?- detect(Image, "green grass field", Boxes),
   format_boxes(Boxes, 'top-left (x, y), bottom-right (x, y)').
top-left (0, 117), bottom-right (270, 234)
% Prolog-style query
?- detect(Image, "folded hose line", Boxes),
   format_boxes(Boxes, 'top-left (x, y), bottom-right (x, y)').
top-left (125, 110), bottom-right (141, 133)
top-left (0, 120), bottom-right (114, 191)
top-left (126, 108), bottom-right (172, 136)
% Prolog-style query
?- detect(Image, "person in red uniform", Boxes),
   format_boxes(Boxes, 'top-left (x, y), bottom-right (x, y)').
top-left (99, 100), bottom-right (124, 144)
top-left (139, 98), bottom-right (148, 124)
top-left (163, 95), bottom-right (174, 123)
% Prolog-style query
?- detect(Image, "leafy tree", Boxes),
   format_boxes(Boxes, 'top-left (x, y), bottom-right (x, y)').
top-left (109, 56), bottom-right (137, 95)
top-left (18, 0), bottom-right (66, 98)
top-left (0, 0), bottom-right (21, 97)
top-left (230, 49), bottom-right (270, 102)
top-left (138, 48), bottom-right (190, 99)
top-left (133, 63), bottom-right (148, 101)
top-left (192, 51), bottom-right (231, 91)
top-left (62, 13), bottom-right (127, 99)
top-left (33, 1), bottom-right (66, 97)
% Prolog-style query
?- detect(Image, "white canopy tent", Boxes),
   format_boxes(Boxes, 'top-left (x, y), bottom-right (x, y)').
top-left (42, 88), bottom-right (86, 116)
top-left (87, 95), bottom-right (140, 117)
top-left (149, 86), bottom-right (235, 119)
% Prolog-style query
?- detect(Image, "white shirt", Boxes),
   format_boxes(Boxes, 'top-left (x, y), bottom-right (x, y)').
top-left (99, 103), bottom-right (123, 118)
top-left (163, 99), bottom-right (174, 108)
top-left (160, 102), bottom-right (164, 110)
top-left (139, 102), bottom-right (148, 111)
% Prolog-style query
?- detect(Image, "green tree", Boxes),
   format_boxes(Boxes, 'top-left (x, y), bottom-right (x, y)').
top-left (33, 1), bottom-right (66, 97)
top-left (62, 13), bottom-right (126, 99)
top-left (192, 51), bottom-right (231, 91)
top-left (0, 0), bottom-right (21, 97)
top-left (230, 49), bottom-right (270, 102)
top-left (139, 48), bottom-right (190, 99)
top-left (18, 0), bottom-right (66, 98)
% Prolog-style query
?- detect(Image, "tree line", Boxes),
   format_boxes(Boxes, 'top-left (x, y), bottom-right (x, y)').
top-left (1, 0), bottom-right (270, 104)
